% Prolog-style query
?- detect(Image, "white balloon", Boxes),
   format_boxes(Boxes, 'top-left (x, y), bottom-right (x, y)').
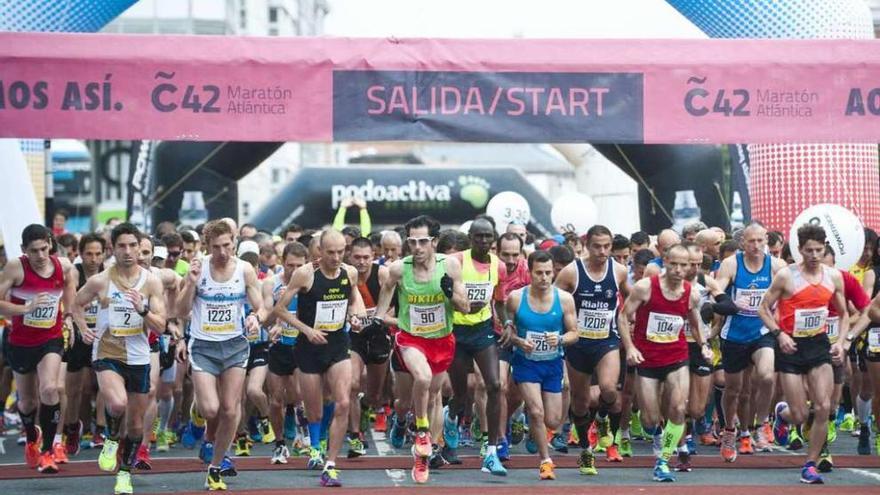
top-left (551, 192), bottom-right (598, 235)
top-left (459, 220), bottom-right (473, 233)
top-left (485, 191), bottom-right (530, 234)
top-left (787, 203), bottom-right (865, 270)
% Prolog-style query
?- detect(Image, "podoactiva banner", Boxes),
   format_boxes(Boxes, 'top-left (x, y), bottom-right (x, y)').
top-left (3, 33), bottom-right (880, 144)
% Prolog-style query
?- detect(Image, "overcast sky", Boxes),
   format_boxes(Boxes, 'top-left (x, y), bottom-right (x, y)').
top-left (324, 0), bottom-right (705, 38)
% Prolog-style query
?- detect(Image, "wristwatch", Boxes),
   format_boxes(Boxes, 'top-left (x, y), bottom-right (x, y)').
top-left (137, 306), bottom-right (149, 317)
top-left (770, 328), bottom-right (781, 338)
top-left (846, 334), bottom-right (855, 342)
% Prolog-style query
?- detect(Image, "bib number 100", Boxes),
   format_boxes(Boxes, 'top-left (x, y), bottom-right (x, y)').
top-left (803, 315), bottom-right (822, 328)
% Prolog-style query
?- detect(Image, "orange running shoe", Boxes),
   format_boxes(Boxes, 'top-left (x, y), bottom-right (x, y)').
top-left (135, 443), bottom-right (153, 470)
top-left (720, 428), bottom-right (737, 463)
top-left (588, 422), bottom-right (598, 449)
top-left (37, 450), bottom-right (59, 474)
top-left (700, 431), bottom-right (719, 446)
top-left (374, 410), bottom-right (387, 433)
top-left (411, 449), bottom-right (430, 483)
top-left (539, 460), bottom-right (556, 480)
top-left (52, 442), bottom-right (69, 464)
top-left (737, 435), bottom-right (754, 455)
top-left (25, 427), bottom-right (42, 469)
top-left (413, 431), bottom-right (432, 458)
top-left (755, 422), bottom-right (774, 451)
top-left (606, 444), bottom-right (623, 462)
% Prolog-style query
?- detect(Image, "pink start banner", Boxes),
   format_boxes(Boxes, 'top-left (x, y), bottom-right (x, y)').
top-left (2, 32), bottom-right (880, 143)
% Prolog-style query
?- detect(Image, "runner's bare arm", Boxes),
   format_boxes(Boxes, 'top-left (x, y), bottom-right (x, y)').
top-left (443, 255), bottom-right (471, 313)
top-left (642, 262), bottom-right (662, 279)
top-left (862, 269), bottom-right (875, 296)
top-left (376, 264), bottom-right (398, 325)
top-left (73, 274), bottom-right (104, 344)
top-left (243, 262), bottom-right (264, 323)
top-left (274, 264), bottom-right (311, 329)
top-left (770, 257), bottom-right (789, 275)
top-left (558, 290), bottom-right (580, 347)
top-left (615, 262), bottom-right (631, 299)
top-left (143, 274), bottom-right (167, 337)
top-left (0, 258), bottom-right (31, 316)
top-left (757, 268), bottom-right (788, 332)
top-left (553, 262), bottom-right (577, 293)
top-left (60, 258), bottom-right (79, 323)
top-left (159, 268), bottom-right (181, 318)
top-left (829, 270), bottom-right (850, 347)
top-left (260, 277), bottom-right (278, 327)
top-left (619, 278), bottom-right (650, 364)
top-left (499, 288), bottom-right (521, 346)
top-left (712, 255), bottom-right (737, 293)
top-left (374, 260), bottom-right (401, 323)
top-left (175, 258), bottom-right (201, 317)
top-left (345, 265), bottom-right (368, 330)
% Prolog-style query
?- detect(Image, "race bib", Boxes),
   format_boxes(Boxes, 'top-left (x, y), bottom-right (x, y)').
top-left (735, 288), bottom-right (766, 314)
top-left (826, 316), bottom-right (840, 344)
top-left (23, 294), bottom-right (60, 329)
top-left (465, 281), bottom-right (493, 304)
top-left (526, 330), bottom-right (558, 359)
top-left (793, 308), bottom-right (828, 338)
top-left (868, 327), bottom-right (880, 354)
top-left (314, 300), bottom-right (347, 332)
top-left (577, 308), bottom-right (612, 340)
top-left (281, 322), bottom-right (300, 339)
top-left (202, 302), bottom-right (237, 334)
top-left (108, 300), bottom-right (144, 337)
top-left (683, 320), bottom-right (707, 343)
top-left (645, 312), bottom-right (684, 344)
top-left (84, 301), bottom-right (99, 327)
top-left (409, 303), bottom-right (446, 335)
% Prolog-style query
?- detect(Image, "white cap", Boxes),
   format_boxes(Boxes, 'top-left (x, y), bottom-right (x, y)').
top-left (153, 246), bottom-right (168, 260)
top-left (237, 240), bottom-right (259, 257)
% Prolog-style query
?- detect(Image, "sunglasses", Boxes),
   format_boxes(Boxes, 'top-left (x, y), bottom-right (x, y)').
top-left (406, 236), bottom-right (434, 246)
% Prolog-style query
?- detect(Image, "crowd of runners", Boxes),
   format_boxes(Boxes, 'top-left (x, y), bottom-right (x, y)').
top-left (1, 207), bottom-right (879, 494)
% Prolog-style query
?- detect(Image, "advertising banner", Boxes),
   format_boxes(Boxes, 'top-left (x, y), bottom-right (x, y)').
top-left (3, 33), bottom-right (880, 143)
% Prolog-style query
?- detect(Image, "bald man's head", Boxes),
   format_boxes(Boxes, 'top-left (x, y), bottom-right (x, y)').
top-left (695, 229), bottom-right (723, 257)
top-left (657, 229), bottom-right (681, 252)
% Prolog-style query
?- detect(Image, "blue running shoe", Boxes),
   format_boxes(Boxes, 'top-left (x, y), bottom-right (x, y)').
top-left (800, 462), bottom-right (824, 484)
top-left (773, 402), bottom-right (790, 447)
top-left (497, 438), bottom-right (510, 461)
top-left (182, 422), bottom-right (205, 450)
top-left (199, 441), bottom-right (214, 464)
top-left (653, 459), bottom-right (676, 482)
top-left (249, 415), bottom-right (263, 444)
top-left (551, 433), bottom-right (568, 453)
top-left (686, 435), bottom-right (697, 455)
top-left (526, 435), bottom-right (538, 454)
top-left (442, 406), bottom-right (459, 449)
top-left (284, 410), bottom-right (297, 441)
top-left (390, 416), bottom-right (407, 449)
top-left (481, 450), bottom-right (507, 476)
top-left (220, 456), bottom-right (237, 477)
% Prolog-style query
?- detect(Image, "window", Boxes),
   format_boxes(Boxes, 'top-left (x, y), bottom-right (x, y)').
top-left (269, 7), bottom-right (278, 22)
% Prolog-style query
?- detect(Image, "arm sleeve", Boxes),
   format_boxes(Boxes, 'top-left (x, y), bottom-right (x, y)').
top-left (711, 292), bottom-right (739, 316)
top-left (332, 206), bottom-right (347, 231)
top-left (359, 208), bottom-right (372, 237)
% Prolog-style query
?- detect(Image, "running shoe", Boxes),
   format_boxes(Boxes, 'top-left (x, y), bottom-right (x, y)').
top-left (675, 448), bottom-right (692, 472)
top-left (619, 435), bottom-right (633, 457)
top-left (651, 428), bottom-right (663, 459)
top-left (497, 438), bottom-right (510, 461)
top-left (817, 444), bottom-right (833, 473)
top-left (539, 460), bottom-right (556, 480)
top-left (525, 435), bottom-right (538, 454)
top-left (839, 413), bottom-right (855, 432)
top-left (291, 437), bottom-right (310, 457)
top-left (271, 444), bottom-right (290, 464)
top-left (347, 436), bottom-right (366, 458)
top-left (511, 413), bottom-right (526, 445)
top-left (787, 427), bottom-right (804, 451)
top-left (181, 422), bottom-right (203, 449)
top-left (25, 427), bottom-right (42, 469)
top-left (389, 416), bottom-right (407, 449)
top-left (685, 434), bottom-right (697, 456)
top-left (429, 444), bottom-right (449, 469)
top-left (92, 430), bottom-right (106, 449)
top-left (631, 411), bottom-right (646, 440)
top-left (114, 470), bottom-right (133, 495)
top-left (259, 419), bottom-right (275, 444)
top-left (578, 448), bottom-right (598, 475)
top-left (800, 463), bottom-right (824, 484)
top-left (99, 438), bottom-right (119, 472)
top-left (441, 444), bottom-right (461, 464)
top-left (737, 434), bottom-right (754, 455)
top-left (65, 420), bottom-right (83, 456)
top-left (606, 444), bottom-right (623, 462)
top-left (307, 447), bottom-right (324, 470)
top-left (156, 430), bottom-right (170, 453)
top-left (857, 424), bottom-right (871, 455)
top-left (653, 458), bottom-right (675, 482)
top-left (320, 465), bottom-right (342, 487)
top-left (597, 416), bottom-right (613, 449)
top-left (199, 441), bottom-right (214, 464)
top-left (204, 467), bottom-right (226, 491)
top-left (52, 442), bottom-right (69, 464)
top-left (374, 408), bottom-right (388, 433)
top-left (874, 433), bottom-right (880, 456)
top-left (413, 431), bottom-right (432, 458)
top-left (551, 432), bottom-right (569, 454)
top-left (699, 431), bottom-right (719, 446)
top-left (220, 456), bottom-right (237, 477)
top-left (720, 429), bottom-right (737, 462)
top-left (481, 449), bottom-right (507, 476)
top-left (234, 435), bottom-right (250, 457)
top-left (134, 443), bottom-right (152, 470)
top-left (827, 420), bottom-right (837, 444)
top-left (755, 422), bottom-right (774, 452)
top-left (773, 402), bottom-right (790, 447)
top-left (411, 449), bottom-right (430, 484)
top-left (442, 406), bottom-right (459, 449)
top-left (37, 450), bottom-right (59, 474)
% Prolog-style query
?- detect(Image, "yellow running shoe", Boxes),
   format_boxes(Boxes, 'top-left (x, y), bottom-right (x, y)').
top-left (205, 468), bottom-right (226, 491)
top-left (99, 439), bottom-right (119, 472)
top-left (114, 470), bottom-right (133, 495)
